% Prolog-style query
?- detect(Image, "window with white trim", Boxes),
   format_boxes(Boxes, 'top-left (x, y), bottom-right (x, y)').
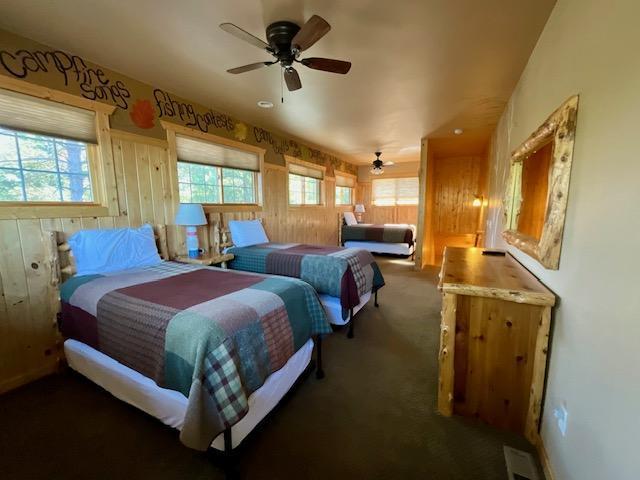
top-left (288, 161), bottom-right (323, 205)
top-left (335, 173), bottom-right (355, 205)
top-left (372, 177), bottom-right (419, 206)
top-left (0, 88), bottom-right (97, 203)
top-left (176, 134), bottom-right (259, 204)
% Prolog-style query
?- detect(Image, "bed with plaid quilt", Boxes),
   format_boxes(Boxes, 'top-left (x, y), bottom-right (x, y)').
top-left (227, 243), bottom-right (385, 319)
top-left (341, 224), bottom-right (415, 246)
top-left (59, 261), bottom-right (330, 451)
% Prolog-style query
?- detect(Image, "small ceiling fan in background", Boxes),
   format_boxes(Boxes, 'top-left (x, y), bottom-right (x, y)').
top-left (370, 152), bottom-right (395, 175)
top-left (220, 15), bottom-right (352, 93)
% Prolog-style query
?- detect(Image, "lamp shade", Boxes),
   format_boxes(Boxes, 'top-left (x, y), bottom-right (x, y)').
top-left (174, 203), bottom-right (207, 226)
top-left (354, 204), bottom-right (366, 214)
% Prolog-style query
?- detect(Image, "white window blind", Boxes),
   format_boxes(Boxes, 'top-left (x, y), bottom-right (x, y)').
top-left (288, 162), bottom-right (324, 180)
top-left (176, 134), bottom-right (260, 171)
top-left (372, 177), bottom-right (419, 206)
top-left (335, 173), bottom-right (356, 187)
top-left (0, 88), bottom-right (97, 144)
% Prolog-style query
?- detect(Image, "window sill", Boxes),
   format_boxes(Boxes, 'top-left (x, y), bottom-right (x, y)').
top-left (288, 204), bottom-right (325, 209)
top-left (0, 202), bottom-right (110, 219)
top-left (202, 204), bottom-right (262, 213)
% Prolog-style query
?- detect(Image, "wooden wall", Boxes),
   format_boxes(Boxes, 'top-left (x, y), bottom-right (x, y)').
top-left (0, 133), bottom-right (352, 394)
top-left (355, 182), bottom-right (419, 225)
top-left (421, 154), bottom-right (488, 265)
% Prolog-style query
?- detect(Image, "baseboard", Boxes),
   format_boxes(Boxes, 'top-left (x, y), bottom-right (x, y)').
top-left (0, 361), bottom-right (58, 395)
top-left (533, 432), bottom-right (556, 480)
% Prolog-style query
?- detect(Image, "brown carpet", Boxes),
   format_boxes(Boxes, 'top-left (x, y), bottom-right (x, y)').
top-left (0, 258), bottom-right (539, 479)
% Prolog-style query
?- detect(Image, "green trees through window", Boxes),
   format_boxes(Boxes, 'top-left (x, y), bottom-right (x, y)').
top-left (335, 186), bottom-right (353, 205)
top-left (177, 161), bottom-right (256, 204)
top-left (0, 127), bottom-right (92, 202)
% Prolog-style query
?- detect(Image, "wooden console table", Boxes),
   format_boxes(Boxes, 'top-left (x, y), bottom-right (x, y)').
top-left (437, 247), bottom-right (555, 442)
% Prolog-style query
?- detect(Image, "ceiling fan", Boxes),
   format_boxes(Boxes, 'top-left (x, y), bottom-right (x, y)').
top-left (220, 15), bottom-right (351, 92)
top-left (370, 152), bottom-right (395, 175)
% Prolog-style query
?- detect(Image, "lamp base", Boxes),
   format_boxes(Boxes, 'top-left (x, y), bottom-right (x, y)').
top-left (185, 226), bottom-right (200, 258)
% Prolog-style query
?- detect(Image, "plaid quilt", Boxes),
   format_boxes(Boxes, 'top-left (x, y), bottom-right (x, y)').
top-left (59, 261), bottom-right (330, 451)
top-left (342, 224), bottom-right (415, 246)
top-left (227, 243), bottom-right (385, 318)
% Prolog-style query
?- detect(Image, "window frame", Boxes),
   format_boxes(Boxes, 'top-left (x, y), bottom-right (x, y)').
top-left (176, 160), bottom-right (259, 206)
top-left (163, 121), bottom-right (265, 213)
top-left (334, 172), bottom-right (357, 206)
top-left (0, 76), bottom-right (118, 219)
top-left (285, 156), bottom-right (326, 207)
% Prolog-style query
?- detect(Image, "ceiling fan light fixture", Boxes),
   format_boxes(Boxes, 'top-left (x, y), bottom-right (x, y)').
top-left (370, 166), bottom-right (384, 175)
top-left (257, 100), bottom-right (274, 109)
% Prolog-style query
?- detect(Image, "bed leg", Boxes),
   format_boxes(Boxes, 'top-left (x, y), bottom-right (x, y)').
top-left (347, 308), bottom-right (355, 339)
top-left (374, 290), bottom-right (379, 308)
top-left (222, 428), bottom-right (238, 479)
top-left (315, 334), bottom-right (325, 379)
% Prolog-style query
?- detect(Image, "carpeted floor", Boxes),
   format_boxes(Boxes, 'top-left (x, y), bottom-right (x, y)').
top-left (0, 257), bottom-right (539, 479)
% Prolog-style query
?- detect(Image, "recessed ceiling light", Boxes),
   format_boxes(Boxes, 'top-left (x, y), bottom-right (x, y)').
top-left (257, 100), bottom-right (274, 109)
top-left (454, 128), bottom-right (463, 135)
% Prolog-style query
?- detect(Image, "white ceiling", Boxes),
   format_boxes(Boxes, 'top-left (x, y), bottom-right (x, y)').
top-left (0, 0), bottom-right (555, 164)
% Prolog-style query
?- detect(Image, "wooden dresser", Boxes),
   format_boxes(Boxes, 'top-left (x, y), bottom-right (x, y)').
top-left (437, 247), bottom-right (555, 443)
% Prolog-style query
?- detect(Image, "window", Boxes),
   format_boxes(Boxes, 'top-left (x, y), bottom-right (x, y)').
top-left (176, 134), bottom-right (260, 204)
top-left (0, 87), bottom-right (99, 204)
top-left (287, 160), bottom-right (324, 206)
top-left (0, 127), bottom-right (93, 202)
top-left (335, 173), bottom-right (356, 205)
top-left (372, 177), bottom-right (419, 206)
top-left (178, 163), bottom-right (257, 204)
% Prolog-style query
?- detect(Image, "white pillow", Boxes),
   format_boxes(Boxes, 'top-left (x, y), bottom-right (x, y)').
top-left (68, 224), bottom-right (162, 276)
top-left (228, 220), bottom-right (269, 247)
top-left (343, 212), bottom-right (358, 225)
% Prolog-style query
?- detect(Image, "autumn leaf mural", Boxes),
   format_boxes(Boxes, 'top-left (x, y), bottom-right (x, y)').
top-left (129, 99), bottom-right (155, 129)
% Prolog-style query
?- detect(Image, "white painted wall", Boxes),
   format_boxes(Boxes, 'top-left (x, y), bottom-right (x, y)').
top-left (485, 1), bottom-right (640, 478)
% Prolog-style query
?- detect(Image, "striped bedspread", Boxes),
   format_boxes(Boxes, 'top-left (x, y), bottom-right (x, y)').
top-left (342, 224), bottom-right (415, 246)
top-left (227, 243), bottom-right (385, 318)
top-left (59, 261), bottom-right (330, 451)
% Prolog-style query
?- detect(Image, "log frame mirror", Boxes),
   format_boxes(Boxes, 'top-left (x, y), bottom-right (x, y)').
top-left (502, 95), bottom-right (579, 270)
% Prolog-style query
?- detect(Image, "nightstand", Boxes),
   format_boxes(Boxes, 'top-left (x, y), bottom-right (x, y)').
top-left (173, 253), bottom-right (235, 268)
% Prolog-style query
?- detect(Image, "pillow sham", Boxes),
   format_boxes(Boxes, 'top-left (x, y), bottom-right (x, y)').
top-left (343, 212), bottom-right (358, 225)
top-left (68, 224), bottom-right (162, 276)
top-left (228, 219), bottom-right (269, 247)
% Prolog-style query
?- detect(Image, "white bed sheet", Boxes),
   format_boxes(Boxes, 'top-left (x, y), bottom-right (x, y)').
top-left (344, 240), bottom-right (414, 256)
top-left (319, 291), bottom-right (371, 326)
top-left (64, 337), bottom-right (314, 451)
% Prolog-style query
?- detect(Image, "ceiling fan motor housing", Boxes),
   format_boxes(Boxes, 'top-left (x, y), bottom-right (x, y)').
top-left (266, 21), bottom-right (300, 66)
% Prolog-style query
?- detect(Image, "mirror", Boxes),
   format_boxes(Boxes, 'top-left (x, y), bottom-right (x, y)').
top-left (502, 95), bottom-right (579, 269)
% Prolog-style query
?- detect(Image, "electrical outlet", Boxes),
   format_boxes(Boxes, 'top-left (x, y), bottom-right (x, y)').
top-left (553, 404), bottom-right (568, 436)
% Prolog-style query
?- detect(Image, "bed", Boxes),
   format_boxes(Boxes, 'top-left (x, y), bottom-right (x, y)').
top-left (223, 219), bottom-right (385, 338)
top-left (340, 212), bottom-right (416, 257)
top-left (50, 224), bottom-right (330, 464)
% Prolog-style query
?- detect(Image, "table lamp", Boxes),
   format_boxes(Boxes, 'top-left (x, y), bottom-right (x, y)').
top-left (175, 203), bottom-right (207, 258)
top-left (354, 204), bottom-right (365, 223)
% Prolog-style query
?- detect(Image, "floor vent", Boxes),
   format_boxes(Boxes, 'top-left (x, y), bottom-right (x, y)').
top-left (504, 445), bottom-right (540, 480)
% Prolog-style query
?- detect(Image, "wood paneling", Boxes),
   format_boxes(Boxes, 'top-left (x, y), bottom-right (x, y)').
top-left (421, 154), bottom-right (488, 264)
top-left (0, 137), bottom-right (353, 393)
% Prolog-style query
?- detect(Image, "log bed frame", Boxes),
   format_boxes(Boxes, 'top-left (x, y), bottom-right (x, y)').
top-left (46, 223), bottom-right (324, 478)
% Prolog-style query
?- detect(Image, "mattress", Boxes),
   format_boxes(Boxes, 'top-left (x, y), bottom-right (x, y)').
top-left (319, 291), bottom-right (372, 326)
top-left (64, 337), bottom-right (314, 451)
top-left (343, 241), bottom-right (415, 256)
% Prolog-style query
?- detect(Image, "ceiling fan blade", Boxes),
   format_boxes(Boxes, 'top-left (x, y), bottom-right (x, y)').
top-left (220, 23), bottom-right (270, 51)
top-left (383, 161), bottom-right (395, 166)
top-left (301, 57), bottom-right (351, 74)
top-left (292, 15), bottom-right (331, 51)
top-left (227, 61), bottom-right (275, 74)
top-left (284, 67), bottom-right (302, 91)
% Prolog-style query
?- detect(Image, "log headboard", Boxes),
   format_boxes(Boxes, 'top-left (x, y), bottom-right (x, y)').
top-left (47, 224), bottom-right (169, 286)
